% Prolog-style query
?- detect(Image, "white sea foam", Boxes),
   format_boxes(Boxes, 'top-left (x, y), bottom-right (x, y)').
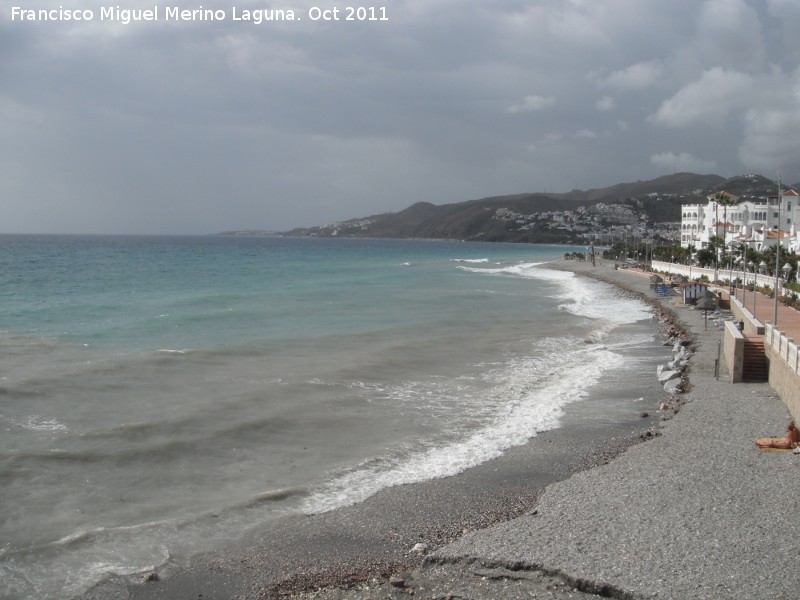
top-left (492, 264), bottom-right (652, 325)
top-left (451, 258), bottom-right (490, 263)
top-left (301, 338), bottom-right (619, 515)
top-left (457, 263), bottom-right (652, 344)
top-left (456, 261), bottom-right (542, 275)
top-left (300, 262), bottom-right (658, 516)
top-left (4, 415), bottom-right (69, 433)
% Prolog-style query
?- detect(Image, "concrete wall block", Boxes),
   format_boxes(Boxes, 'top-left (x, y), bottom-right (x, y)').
top-left (788, 342), bottom-right (798, 375)
top-left (724, 321), bottom-right (744, 383)
top-left (766, 343), bottom-right (800, 423)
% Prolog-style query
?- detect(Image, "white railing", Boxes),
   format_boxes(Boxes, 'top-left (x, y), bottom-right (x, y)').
top-left (651, 260), bottom-right (781, 289)
top-left (765, 322), bottom-right (799, 375)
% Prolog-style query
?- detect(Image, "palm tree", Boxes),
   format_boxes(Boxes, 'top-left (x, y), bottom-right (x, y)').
top-left (714, 192), bottom-right (737, 266)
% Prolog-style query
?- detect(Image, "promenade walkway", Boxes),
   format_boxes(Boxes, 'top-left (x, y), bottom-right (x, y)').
top-left (728, 285), bottom-right (800, 341)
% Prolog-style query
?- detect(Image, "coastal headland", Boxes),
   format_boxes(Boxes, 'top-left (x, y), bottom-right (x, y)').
top-left (108, 259), bottom-right (798, 600)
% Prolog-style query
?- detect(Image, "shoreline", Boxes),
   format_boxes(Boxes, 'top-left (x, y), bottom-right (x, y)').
top-left (420, 261), bottom-right (798, 600)
top-left (88, 260), bottom-right (691, 600)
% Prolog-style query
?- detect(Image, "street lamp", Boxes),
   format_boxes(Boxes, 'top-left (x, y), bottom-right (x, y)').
top-left (728, 241), bottom-right (737, 293)
top-left (773, 174), bottom-right (783, 326)
top-left (740, 242), bottom-right (748, 304)
top-left (736, 255), bottom-right (747, 307)
top-left (748, 260), bottom-right (756, 316)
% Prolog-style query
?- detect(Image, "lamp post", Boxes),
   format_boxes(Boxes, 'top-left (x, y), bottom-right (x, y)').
top-left (728, 241), bottom-right (736, 294)
top-left (740, 245), bottom-right (747, 305)
top-left (773, 174), bottom-right (783, 326)
top-left (714, 200), bottom-right (719, 283)
top-left (749, 260), bottom-right (756, 316)
top-left (739, 257), bottom-right (745, 306)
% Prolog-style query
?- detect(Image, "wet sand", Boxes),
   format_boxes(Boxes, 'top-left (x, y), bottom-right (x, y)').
top-left (84, 259), bottom-right (697, 600)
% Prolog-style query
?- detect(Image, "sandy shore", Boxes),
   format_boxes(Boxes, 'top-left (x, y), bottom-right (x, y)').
top-left (90, 258), bottom-right (798, 600)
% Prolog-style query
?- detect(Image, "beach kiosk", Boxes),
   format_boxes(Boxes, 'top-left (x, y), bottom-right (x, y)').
top-left (681, 281), bottom-right (709, 305)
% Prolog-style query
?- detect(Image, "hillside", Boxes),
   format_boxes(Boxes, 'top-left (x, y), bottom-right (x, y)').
top-left (273, 172), bottom-right (783, 244)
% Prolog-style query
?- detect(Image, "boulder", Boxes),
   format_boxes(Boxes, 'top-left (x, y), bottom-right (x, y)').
top-left (658, 369), bottom-right (682, 383)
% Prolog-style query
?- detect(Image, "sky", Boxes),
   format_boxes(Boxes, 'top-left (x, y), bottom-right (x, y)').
top-left (2, 0), bottom-right (800, 235)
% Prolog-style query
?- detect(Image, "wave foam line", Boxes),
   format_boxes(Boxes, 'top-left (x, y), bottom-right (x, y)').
top-left (463, 263), bottom-right (653, 328)
top-left (456, 261), bottom-right (542, 275)
top-left (300, 342), bottom-right (619, 515)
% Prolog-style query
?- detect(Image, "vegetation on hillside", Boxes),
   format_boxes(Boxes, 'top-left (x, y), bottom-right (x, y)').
top-left (280, 172), bottom-right (784, 245)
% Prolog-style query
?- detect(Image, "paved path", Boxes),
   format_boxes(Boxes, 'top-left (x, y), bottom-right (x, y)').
top-left (730, 285), bottom-right (800, 341)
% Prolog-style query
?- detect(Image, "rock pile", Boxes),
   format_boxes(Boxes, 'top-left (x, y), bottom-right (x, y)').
top-left (657, 339), bottom-right (692, 418)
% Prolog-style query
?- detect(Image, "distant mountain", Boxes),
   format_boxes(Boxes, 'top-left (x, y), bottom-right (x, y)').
top-left (272, 172), bottom-right (781, 244)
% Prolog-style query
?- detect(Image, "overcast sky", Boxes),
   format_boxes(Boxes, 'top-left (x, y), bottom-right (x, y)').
top-left (2, 0), bottom-right (800, 234)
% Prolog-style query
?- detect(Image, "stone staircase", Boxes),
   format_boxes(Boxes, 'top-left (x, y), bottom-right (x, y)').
top-left (742, 336), bottom-right (769, 382)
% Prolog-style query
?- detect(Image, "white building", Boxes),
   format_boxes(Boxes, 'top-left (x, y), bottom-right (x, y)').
top-left (680, 189), bottom-right (800, 253)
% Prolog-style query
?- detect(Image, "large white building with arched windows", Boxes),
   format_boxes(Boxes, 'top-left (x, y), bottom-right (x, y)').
top-left (680, 189), bottom-right (800, 254)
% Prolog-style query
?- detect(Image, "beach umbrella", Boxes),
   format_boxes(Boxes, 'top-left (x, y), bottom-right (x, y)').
top-left (697, 293), bottom-right (717, 330)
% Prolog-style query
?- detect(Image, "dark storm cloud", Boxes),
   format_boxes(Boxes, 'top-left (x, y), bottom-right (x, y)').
top-left (2, 0), bottom-right (799, 234)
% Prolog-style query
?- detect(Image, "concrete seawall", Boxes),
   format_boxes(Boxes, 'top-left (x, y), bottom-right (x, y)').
top-left (765, 323), bottom-right (800, 423)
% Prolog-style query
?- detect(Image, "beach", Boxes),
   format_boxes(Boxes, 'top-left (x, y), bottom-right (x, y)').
top-left (109, 257), bottom-right (800, 600)
top-left (301, 259), bottom-right (800, 600)
top-left (85, 261), bottom-right (768, 600)
top-left (4, 238), bottom-right (672, 600)
top-left (426, 261), bottom-right (800, 600)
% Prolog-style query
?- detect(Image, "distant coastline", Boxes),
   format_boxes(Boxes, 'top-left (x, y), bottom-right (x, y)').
top-left (220, 172), bottom-right (789, 246)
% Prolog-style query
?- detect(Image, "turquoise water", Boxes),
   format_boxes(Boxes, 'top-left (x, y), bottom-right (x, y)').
top-left (0, 235), bottom-right (662, 598)
top-left (1, 236), bottom-right (563, 348)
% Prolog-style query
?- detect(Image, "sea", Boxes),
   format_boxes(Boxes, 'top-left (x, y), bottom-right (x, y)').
top-left (0, 235), bottom-right (665, 599)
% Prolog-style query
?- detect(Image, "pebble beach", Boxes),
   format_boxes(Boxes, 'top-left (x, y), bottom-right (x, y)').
top-left (101, 258), bottom-right (799, 600)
